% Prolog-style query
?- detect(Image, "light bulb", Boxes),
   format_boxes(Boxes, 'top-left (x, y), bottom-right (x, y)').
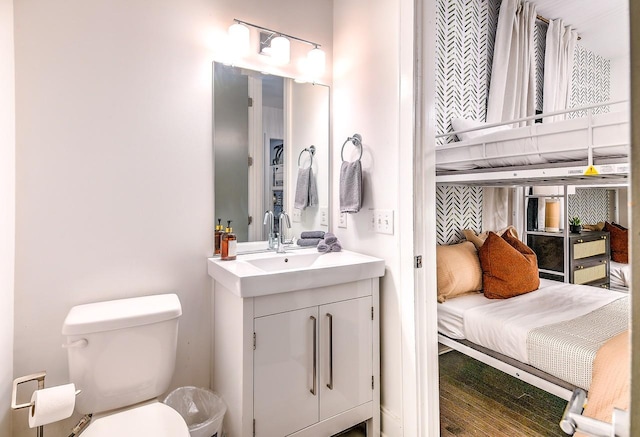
top-left (228, 22), bottom-right (250, 57)
top-left (306, 47), bottom-right (325, 79)
top-left (271, 36), bottom-right (290, 65)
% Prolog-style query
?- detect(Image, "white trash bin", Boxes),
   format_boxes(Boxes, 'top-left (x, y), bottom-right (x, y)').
top-left (164, 386), bottom-right (226, 437)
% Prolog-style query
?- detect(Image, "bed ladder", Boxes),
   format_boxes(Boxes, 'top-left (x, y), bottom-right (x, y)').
top-left (560, 388), bottom-right (629, 437)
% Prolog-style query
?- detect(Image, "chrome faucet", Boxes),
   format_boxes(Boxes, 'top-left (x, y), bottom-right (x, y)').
top-left (277, 211), bottom-right (291, 253)
top-left (263, 210), bottom-right (276, 250)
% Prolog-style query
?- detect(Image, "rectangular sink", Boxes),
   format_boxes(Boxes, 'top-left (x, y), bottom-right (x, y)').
top-left (245, 252), bottom-right (322, 272)
top-left (208, 248), bottom-right (385, 298)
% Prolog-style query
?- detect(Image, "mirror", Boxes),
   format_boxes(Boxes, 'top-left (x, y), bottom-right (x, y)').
top-left (213, 62), bottom-right (330, 245)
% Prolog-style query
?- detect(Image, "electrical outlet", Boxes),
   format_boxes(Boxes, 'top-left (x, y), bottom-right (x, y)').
top-left (338, 212), bottom-right (347, 229)
top-left (292, 209), bottom-right (302, 223)
top-left (320, 207), bottom-right (328, 226)
top-left (375, 209), bottom-right (394, 235)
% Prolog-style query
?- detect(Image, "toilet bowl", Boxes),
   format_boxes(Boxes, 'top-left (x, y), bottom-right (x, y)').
top-left (62, 294), bottom-right (189, 436)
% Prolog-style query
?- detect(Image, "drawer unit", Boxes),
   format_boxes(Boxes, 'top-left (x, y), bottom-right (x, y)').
top-left (527, 230), bottom-right (611, 288)
top-left (569, 231), bottom-right (610, 288)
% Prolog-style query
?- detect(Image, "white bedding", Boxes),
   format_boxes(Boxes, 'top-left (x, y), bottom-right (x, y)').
top-left (610, 261), bottom-right (630, 289)
top-left (437, 279), bottom-right (626, 363)
top-left (437, 111), bottom-right (629, 171)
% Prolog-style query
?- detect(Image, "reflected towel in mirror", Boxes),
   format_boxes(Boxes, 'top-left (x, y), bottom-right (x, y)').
top-left (297, 238), bottom-right (322, 247)
top-left (294, 167), bottom-right (318, 210)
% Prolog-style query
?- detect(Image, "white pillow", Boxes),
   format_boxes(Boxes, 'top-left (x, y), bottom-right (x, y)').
top-left (451, 118), bottom-right (511, 141)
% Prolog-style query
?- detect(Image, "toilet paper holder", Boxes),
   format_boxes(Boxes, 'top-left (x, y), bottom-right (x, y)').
top-left (11, 371), bottom-right (81, 437)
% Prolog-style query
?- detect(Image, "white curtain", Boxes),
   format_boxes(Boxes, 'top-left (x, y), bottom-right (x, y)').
top-left (542, 19), bottom-right (578, 123)
top-left (486, 0), bottom-right (537, 126)
top-left (483, 0), bottom-right (536, 236)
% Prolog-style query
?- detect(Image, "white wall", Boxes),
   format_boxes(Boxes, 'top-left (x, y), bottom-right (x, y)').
top-left (13, 1), bottom-right (333, 436)
top-left (333, 1), bottom-right (416, 435)
top-left (13, 1), bottom-right (213, 435)
top-left (0, 0), bottom-right (15, 435)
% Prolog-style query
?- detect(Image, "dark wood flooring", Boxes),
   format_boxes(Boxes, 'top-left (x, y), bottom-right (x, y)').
top-left (439, 348), bottom-right (568, 437)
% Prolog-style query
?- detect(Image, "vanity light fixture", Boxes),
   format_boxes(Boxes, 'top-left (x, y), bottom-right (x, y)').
top-left (229, 19), bottom-right (325, 79)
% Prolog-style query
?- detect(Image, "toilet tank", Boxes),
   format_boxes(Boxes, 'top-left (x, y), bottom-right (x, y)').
top-left (62, 294), bottom-right (182, 415)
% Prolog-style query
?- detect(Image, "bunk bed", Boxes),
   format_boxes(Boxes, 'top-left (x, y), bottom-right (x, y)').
top-left (435, 102), bottom-right (631, 401)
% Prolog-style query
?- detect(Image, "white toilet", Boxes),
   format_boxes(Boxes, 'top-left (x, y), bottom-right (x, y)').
top-left (61, 293), bottom-right (190, 436)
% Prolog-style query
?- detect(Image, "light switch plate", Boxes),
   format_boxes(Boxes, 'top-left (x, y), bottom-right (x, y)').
top-left (320, 207), bottom-right (328, 226)
top-left (292, 209), bottom-right (302, 223)
top-left (338, 212), bottom-right (347, 229)
top-left (375, 209), bottom-right (394, 235)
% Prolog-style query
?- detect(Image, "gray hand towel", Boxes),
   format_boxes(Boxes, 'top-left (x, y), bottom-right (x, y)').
top-left (300, 231), bottom-right (325, 239)
top-left (297, 238), bottom-right (321, 247)
top-left (323, 232), bottom-right (337, 244)
top-left (339, 160), bottom-right (362, 213)
top-left (317, 241), bottom-right (330, 253)
top-left (294, 167), bottom-right (319, 210)
top-left (329, 241), bottom-right (342, 252)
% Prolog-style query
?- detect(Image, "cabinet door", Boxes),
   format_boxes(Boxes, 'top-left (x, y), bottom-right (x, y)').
top-left (254, 307), bottom-right (319, 437)
top-left (319, 296), bottom-right (373, 420)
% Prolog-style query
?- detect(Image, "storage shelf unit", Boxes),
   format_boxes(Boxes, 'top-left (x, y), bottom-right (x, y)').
top-left (523, 185), bottom-right (611, 288)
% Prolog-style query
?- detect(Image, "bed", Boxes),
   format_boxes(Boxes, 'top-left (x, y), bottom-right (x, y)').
top-left (438, 278), bottom-right (629, 400)
top-left (609, 261), bottom-right (631, 291)
top-left (434, 101), bottom-right (631, 407)
top-left (435, 103), bottom-right (630, 186)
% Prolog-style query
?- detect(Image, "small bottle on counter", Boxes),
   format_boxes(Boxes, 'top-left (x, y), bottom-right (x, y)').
top-left (214, 218), bottom-right (223, 255)
top-left (221, 220), bottom-right (237, 261)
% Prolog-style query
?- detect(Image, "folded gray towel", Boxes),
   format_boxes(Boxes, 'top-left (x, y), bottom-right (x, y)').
top-left (300, 230), bottom-right (325, 239)
top-left (339, 160), bottom-right (362, 213)
top-left (317, 241), bottom-right (330, 253)
top-left (317, 240), bottom-right (341, 253)
top-left (294, 166), bottom-right (319, 210)
top-left (297, 238), bottom-right (321, 247)
top-left (323, 232), bottom-right (337, 244)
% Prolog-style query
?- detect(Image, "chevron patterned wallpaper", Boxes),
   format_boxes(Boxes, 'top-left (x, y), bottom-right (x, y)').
top-left (436, 185), bottom-right (483, 245)
top-left (568, 188), bottom-right (611, 224)
top-left (435, 0), bottom-right (490, 145)
top-left (569, 44), bottom-right (611, 117)
top-left (534, 21), bottom-right (548, 113)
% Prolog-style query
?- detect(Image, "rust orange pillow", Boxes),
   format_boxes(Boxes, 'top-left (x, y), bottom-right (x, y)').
top-left (604, 222), bottom-right (628, 263)
top-left (478, 231), bottom-right (540, 299)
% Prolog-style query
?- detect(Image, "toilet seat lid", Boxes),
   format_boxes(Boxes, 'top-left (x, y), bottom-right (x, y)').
top-left (81, 401), bottom-right (190, 437)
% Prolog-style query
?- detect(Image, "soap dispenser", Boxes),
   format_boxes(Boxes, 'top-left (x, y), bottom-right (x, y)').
top-left (214, 218), bottom-right (223, 255)
top-left (221, 220), bottom-right (237, 261)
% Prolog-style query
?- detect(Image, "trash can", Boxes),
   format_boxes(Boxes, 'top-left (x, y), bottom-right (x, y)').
top-left (163, 386), bottom-right (226, 437)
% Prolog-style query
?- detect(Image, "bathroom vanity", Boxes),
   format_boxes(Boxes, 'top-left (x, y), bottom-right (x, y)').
top-left (208, 248), bottom-right (384, 437)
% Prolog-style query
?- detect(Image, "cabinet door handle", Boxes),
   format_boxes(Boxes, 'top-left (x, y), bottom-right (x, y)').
top-left (310, 315), bottom-right (317, 396)
top-left (326, 313), bottom-right (333, 390)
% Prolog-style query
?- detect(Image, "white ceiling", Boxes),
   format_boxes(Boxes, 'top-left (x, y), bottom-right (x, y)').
top-left (530, 0), bottom-right (629, 59)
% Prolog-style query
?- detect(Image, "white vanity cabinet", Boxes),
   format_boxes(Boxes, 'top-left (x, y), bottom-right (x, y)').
top-left (211, 278), bottom-right (380, 437)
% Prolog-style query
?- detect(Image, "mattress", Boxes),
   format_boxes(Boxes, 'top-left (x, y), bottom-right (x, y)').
top-left (610, 260), bottom-right (631, 289)
top-left (437, 279), bottom-right (626, 362)
top-left (436, 111), bottom-right (629, 171)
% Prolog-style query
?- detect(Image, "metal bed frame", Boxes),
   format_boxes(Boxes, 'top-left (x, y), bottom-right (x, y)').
top-left (435, 101), bottom-right (630, 187)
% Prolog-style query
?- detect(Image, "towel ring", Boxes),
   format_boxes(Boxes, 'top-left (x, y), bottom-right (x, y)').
top-left (298, 145), bottom-right (316, 169)
top-left (341, 133), bottom-right (363, 162)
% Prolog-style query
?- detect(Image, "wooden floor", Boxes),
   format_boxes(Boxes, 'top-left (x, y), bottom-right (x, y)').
top-left (439, 348), bottom-right (568, 437)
